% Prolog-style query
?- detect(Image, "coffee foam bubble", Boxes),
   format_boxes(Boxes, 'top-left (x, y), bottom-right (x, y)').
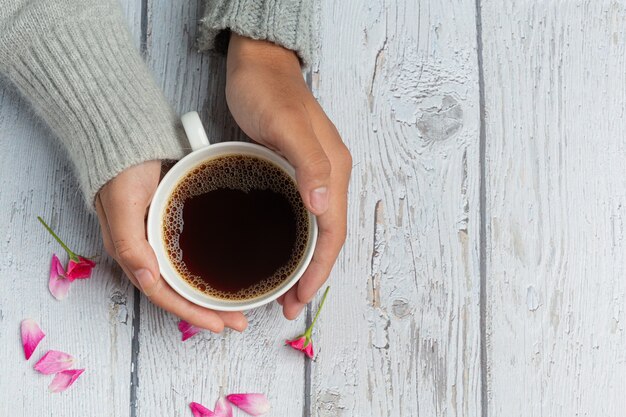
top-left (163, 155), bottom-right (309, 300)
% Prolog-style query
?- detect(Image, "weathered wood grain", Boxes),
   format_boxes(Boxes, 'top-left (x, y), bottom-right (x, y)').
top-left (0, 1), bottom-right (140, 416)
top-left (134, 2), bottom-right (307, 416)
top-left (481, 1), bottom-right (626, 415)
top-left (309, 1), bottom-right (482, 416)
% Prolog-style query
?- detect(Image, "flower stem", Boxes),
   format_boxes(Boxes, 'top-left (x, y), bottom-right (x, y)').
top-left (306, 286), bottom-right (330, 335)
top-left (37, 216), bottom-right (78, 261)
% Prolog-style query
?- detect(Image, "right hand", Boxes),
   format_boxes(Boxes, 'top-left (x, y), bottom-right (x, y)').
top-left (225, 35), bottom-right (352, 320)
top-left (95, 161), bottom-right (248, 333)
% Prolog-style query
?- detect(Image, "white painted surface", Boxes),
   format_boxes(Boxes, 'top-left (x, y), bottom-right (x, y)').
top-left (481, 1), bottom-right (626, 415)
top-left (2, 0), bottom-right (626, 416)
top-left (310, 0), bottom-right (482, 416)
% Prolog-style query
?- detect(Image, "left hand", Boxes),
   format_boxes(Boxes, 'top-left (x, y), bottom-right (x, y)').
top-left (96, 161), bottom-right (248, 333)
top-left (225, 34), bottom-right (352, 320)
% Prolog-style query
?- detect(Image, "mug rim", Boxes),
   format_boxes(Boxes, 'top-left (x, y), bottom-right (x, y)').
top-left (147, 141), bottom-right (318, 311)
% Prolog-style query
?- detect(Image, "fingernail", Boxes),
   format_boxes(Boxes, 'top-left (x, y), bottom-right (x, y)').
top-left (310, 187), bottom-right (329, 213)
top-left (134, 269), bottom-right (154, 294)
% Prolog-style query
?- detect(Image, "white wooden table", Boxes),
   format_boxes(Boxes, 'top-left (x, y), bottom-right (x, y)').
top-left (1, 1), bottom-right (625, 416)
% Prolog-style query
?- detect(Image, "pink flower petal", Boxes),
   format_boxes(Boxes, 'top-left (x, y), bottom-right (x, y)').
top-left (51, 254), bottom-right (65, 277)
top-left (49, 254), bottom-right (70, 300)
top-left (303, 342), bottom-right (314, 358)
top-left (34, 350), bottom-right (75, 374)
top-left (189, 402), bottom-right (215, 417)
top-left (285, 336), bottom-right (306, 350)
top-left (285, 336), bottom-right (315, 358)
top-left (49, 369), bottom-right (84, 393)
top-left (226, 393), bottom-right (270, 416)
top-left (66, 257), bottom-right (96, 280)
top-left (214, 397), bottom-right (233, 417)
top-left (20, 319), bottom-right (45, 360)
top-left (178, 320), bottom-right (201, 342)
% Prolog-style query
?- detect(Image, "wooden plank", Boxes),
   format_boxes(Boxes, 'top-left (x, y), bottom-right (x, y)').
top-left (144, 1), bottom-right (244, 141)
top-left (0, 1), bottom-right (140, 416)
top-left (310, 0), bottom-right (482, 416)
top-left (481, 1), bottom-right (626, 415)
top-left (134, 2), bottom-right (307, 416)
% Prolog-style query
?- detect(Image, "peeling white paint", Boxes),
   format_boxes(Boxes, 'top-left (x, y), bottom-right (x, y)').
top-left (526, 286), bottom-right (540, 311)
top-left (484, 1), bottom-right (626, 415)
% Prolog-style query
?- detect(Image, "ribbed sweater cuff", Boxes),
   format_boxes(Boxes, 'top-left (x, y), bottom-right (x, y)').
top-left (0, 5), bottom-right (186, 206)
top-left (197, 0), bottom-right (314, 67)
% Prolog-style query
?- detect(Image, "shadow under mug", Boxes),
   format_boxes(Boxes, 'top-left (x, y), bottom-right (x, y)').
top-left (147, 112), bottom-right (318, 311)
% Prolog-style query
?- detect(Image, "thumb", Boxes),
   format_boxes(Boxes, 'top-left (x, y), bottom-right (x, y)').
top-left (264, 110), bottom-right (332, 215)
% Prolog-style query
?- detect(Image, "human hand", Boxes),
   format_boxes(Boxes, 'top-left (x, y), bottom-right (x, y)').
top-left (225, 34), bottom-right (352, 320)
top-left (95, 161), bottom-right (248, 332)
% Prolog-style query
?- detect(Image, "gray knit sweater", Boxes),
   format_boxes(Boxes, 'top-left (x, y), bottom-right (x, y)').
top-left (0, 0), bottom-right (313, 205)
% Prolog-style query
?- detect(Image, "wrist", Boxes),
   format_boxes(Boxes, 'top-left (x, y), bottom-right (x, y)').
top-left (227, 34), bottom-right (301, 76)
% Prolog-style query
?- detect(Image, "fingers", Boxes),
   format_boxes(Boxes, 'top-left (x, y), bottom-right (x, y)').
top-left (144, 279), bottom-right (247, 332)
top-left (297, 206), bottom-right (347, 303)
top-left (282, 105), bottom-right (352, 315)
top-left (281, 287), bottom-right (305, 320)
top-left (260, 104), bottom-right (332, 215)
top-left (276, 294), bottom-right (285, 306)
top-left (282, 206), bottom-right (346, 317)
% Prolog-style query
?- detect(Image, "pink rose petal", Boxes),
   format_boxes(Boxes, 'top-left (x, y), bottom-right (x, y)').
top-left (50, 253), bottom-right (65, 277)
top-left (285, 336), bottom-right (306, 350)
top-left (189, 402), bottom-right (215, 417)
top-left (34, 350), bottom-right (75, 374)
top-left (66, 256), bottom-right (96, 280)
top-left (286, 336), bottom-right (315, 358)
top-left (49, 254), bottom-right (70, 300)
top-left (178, 320), bottom-right (201, 342)
top-left (214, 397), bottom-right (233, 417)
top-left (49, 369), bottom-right (84, 393)
top-left (303, 342), bottom-right (314, 359)
top-left (226, 393), bottom-right (270, 416)
top-left (20, 319), bottom-right (45, 360)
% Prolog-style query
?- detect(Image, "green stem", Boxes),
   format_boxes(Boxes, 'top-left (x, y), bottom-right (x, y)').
top-left (37, 216), bottom-right (78, 261)
top-left (305, 286), bottom-right (330, 335)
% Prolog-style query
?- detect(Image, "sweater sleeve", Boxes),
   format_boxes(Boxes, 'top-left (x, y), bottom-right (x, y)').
top-left (197, 0), bottom-right (316, 67)
top-left (0, 0), bottom-right (186, 205)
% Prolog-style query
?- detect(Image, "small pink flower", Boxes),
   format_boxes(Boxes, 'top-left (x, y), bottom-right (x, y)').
top-left (285, 286), bottom-right (330, 359)
top-left (66, 256), bottom-right (96, 280)
top-left (49, 254), bottom-right (71, 300)
top-left (226, 393), bottom-right (270, 416)
top-left (189, 402), bottom-right (215, 417)
top-left (286, 336), bottom-right (306, 351)
top-left (20, 319), bottom-right (45, 360)
top-left (303, 342), bottom-right (314, 358)
top-left (178, 320), bottom-right (201, 342)
top-left (38, 217), bottom-right (96, 281)
top-left (49, 369), bottom-right (84, 393)
top-left (285, 336), bottom-right (314, 359)
top-left (34, 350), bottom-right (75, 374)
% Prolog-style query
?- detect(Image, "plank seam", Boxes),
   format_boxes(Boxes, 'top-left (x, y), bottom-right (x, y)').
top-left (140, 0), bottom-right (148, 57)
top-left (129, 287), bottom-right (141, 417)
top-left (130, 1), bottom-right (149, 415)
top-left (303, 68), bottom-right (314, 417)
top-left (474, 0), bottom-right (489, 416)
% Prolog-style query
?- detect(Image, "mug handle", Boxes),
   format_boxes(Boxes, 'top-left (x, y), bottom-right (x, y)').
top-left (181, 111), bottom-right (211, 151)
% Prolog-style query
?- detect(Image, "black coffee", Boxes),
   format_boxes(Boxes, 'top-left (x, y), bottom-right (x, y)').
top-left (163, 155), bottom-right (309, 300)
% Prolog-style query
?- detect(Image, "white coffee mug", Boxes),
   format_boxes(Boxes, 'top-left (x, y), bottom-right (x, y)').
top-left (147, 112), bottom-right (318, 311)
